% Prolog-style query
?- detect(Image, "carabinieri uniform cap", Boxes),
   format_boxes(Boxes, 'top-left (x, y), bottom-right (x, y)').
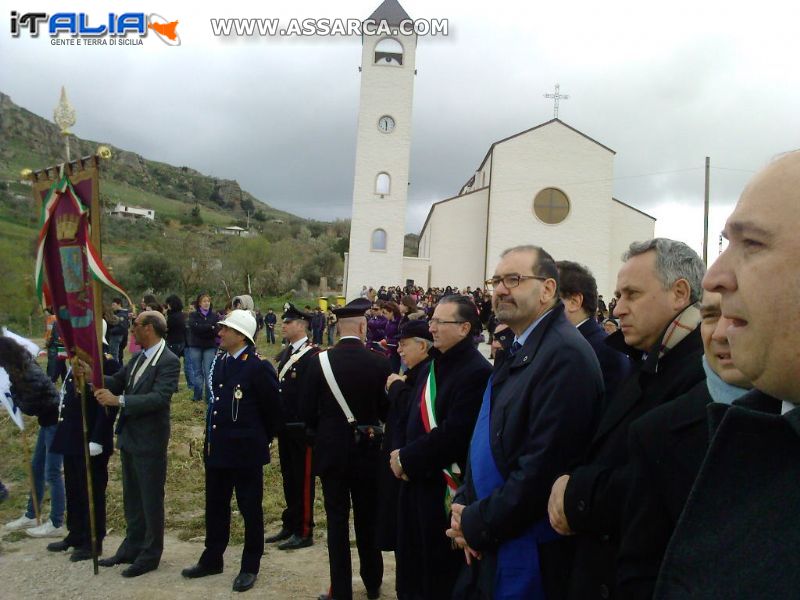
top-left (332, 298), bottom-right (372, 318)
top-left (282, 302), bottom-right (313, 323)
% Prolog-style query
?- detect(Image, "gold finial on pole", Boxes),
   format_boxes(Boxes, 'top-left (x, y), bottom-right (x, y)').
top-left (53, 86), bottom-right (76, 162)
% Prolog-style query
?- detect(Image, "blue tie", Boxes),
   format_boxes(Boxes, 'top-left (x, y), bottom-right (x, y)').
top-left (510, 341), bottom-right (523, 356)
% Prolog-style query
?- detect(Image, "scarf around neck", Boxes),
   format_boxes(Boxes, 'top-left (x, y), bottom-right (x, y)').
top-left (643, 303), bottom-right (702, 373)
top-left (703, 355), bottom-right (750, 405)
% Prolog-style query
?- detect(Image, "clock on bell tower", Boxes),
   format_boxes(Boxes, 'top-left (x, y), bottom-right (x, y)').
top-left (344, 0), bottom-right (416, 300)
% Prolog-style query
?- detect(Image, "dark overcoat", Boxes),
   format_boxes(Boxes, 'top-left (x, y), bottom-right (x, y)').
top-left (616, 380), bottom-right (714, 600)
top-left (454, 303), bottom-right (604, 599)
top-left (654, 391), bottom-right (797, 599)
top-left (578, 318), bottom-right (632, 404)
top-left (395, 336), bottom-right (492, 598)
top-left (563, 327), bottom-right (705, 600)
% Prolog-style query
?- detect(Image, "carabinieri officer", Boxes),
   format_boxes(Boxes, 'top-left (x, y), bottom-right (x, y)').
top-left (265, 303), bottom-right (319, 550)
top-left (182, 310), bottom-right (281, 593)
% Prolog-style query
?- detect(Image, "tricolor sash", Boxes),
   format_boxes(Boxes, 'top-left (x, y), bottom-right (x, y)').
top-left (419, 361), bottom-right (461, 513)
top-left (468, 376), bottom-right (560, 599)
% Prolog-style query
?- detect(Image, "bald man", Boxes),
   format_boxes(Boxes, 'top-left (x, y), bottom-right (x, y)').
top-left (80, 310), bottom-right (180, 577)
top-left (654, 150), bottom-right (800, 598)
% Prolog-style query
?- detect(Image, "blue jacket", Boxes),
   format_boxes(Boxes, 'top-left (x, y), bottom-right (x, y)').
top-left (205, 345), bottom-right (281, 468)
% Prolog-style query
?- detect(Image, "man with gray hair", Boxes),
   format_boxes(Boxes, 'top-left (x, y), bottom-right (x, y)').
top-left (547, 238), bottom-right (707, 600)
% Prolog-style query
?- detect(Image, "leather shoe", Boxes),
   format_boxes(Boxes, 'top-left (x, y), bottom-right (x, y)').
top-left (277, 534), bottom-right (313, 550)
top-left (70, 546), bottom-right (100, 562)
top-left (47, 539), bottom-right (76, 552)
top-left (98, 555), bottom-right (133, 567)
top-left (367, 587), bottom-right (381, 599)
top-left (232, 572), bottom-right (257, 592)
top-left (264, 528), bottom-right (292, 543)
top-left (182, 563), bottom-right (224, 578)
top-left (121, 563), bottom-right (157, 578)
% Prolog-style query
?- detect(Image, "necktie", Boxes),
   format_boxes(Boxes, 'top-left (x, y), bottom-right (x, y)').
top-left (510, 341), bottom-right (523, 356)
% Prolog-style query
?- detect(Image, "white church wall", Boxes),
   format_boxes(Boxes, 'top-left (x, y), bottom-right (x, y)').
top-left (402, 257), bottom-right (430, 288)
top-left (607, 200), bottom-right (657, 296)
top-left (427, 189), bottom-right (488, 288)
top-left (484, 122), bottom-right (616, 294)
top-left (346, 29), bottom-right (418, 299)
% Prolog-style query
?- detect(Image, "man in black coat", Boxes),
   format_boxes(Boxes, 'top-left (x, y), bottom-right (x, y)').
top-left (390, 296), bottom-right (492, 599)
top-left (49, 332), bottom-right (120, 562)
top-left (80, 310), bottom-right (180, 578)
top-left (265, 303), bottom-right (319, 550)
top-left (182, 310), bottom-right (280, 592)
top-left (302, 299), bottom-right (392, 600)
top-left (547, 239), bottom-right (707, 600)
top-left (654, 149), bottom-right (800, 598)
top-left (616, 290), bottom-right (752, 599)
top-left (448, 246), bottom-right (604, 599)
top-left (378, 319), bottom-right (433, 553)
top-left (557, 260), bottom-right (632, 402)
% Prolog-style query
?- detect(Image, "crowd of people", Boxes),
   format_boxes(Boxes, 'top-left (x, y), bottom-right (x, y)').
top-left (1, 151), bottom-right (798, 598)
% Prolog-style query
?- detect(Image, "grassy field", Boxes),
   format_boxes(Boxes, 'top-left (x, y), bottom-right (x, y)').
top-left (0, 336), bottom-right (328, 549)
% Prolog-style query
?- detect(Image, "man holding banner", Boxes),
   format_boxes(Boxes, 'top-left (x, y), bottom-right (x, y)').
top-left (77, 311), bottom-right (179, 577)
top-left (447, 246), bottom-right (604, 599)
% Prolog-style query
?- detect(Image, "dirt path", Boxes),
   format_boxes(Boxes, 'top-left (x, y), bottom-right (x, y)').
top-left (0, 531), bottom-right (396, 599)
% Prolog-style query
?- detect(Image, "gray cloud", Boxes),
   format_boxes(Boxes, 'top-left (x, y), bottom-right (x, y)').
top-left (2, 0), bottom-right (798, 249)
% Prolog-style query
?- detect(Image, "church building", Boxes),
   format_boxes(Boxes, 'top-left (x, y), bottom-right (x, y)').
top-left (344, 0), bottom-right (656, 299)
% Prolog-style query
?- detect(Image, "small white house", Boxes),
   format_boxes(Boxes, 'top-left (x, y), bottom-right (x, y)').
top-left (216, 225), bottom-right (251, 237)
top-left (110, 203), bottom-right (155, 220)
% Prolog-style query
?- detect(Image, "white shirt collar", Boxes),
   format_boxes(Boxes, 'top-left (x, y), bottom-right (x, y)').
top-left (575, 318), bottom-right (590, 329)
top-left (781, 401), bottom-right (797, 415)
top-left (227, 345), bottom-right (248, 360)
top-left (290, 336), bottom-right (309, 352)
top-left (142, 339), bottom-right (164, 359)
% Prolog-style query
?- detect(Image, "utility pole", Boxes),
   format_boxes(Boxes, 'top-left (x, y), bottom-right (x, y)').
top-left (703, 156), bottom-right (710, 265)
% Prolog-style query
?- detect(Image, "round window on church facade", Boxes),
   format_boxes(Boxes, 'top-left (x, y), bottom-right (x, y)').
top-left (533, 188), bottom-right (570, 225)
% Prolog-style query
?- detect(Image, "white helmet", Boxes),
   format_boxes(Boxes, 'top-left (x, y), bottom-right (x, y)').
top-left (219, 309), bottom-right (257, 344)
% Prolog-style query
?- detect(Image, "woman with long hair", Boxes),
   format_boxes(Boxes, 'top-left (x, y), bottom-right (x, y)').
top-left (0, 335), bottom-right (63, 537)
top-left (165, 295), bottom-right (192, 391)
top-left (186, 293), bottom-right (219, 403)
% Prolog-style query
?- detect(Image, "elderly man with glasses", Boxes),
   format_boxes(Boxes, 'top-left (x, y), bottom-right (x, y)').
top-left (391, 294), bottom-right (492, 600)
top-left (448, 245), bottom-right (604, 600)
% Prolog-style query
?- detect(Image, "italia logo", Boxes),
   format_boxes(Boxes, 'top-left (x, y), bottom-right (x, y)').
top-left (10, 11), bottom-right (180, 46)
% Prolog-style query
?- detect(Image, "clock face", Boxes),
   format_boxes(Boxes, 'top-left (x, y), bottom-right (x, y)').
top-left (378, 115), bottom-right (395, 133)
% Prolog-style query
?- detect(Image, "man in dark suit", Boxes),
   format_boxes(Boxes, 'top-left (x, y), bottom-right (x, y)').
top-left (49, 323), bottom-right (120, 561)
top-left (302, 298), bottom-right (391, 600)
top-left (81, 310), bottom-right (180, 577)
top-left (265, 303), bottom-right (319, 550)
top-left (547, 239), bottom-right (707, 600)
top-left (557, 260), bottom-right (632, 402)
top-left (654, 150), bottom-right (800, 598)
top-left (448, 246), bottom-right (604, 599)
top-left (616, 290), bottom-right (752, 599)
top-left (182, 310), bottom-right (280, 592)
top-left (390, 295), bottom-right (491, 599)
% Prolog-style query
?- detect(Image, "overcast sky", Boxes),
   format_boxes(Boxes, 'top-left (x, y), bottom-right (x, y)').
top-left (3, 0), bottom-right (799, 259)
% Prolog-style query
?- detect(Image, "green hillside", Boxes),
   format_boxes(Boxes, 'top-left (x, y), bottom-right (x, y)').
top-left (0, 92), bottom-right (349, 330)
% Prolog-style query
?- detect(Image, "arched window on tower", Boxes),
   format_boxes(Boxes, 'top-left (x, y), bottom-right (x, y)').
top-left (376, 172), bottom-right (391, 196)
top-left (374, 38), bottom-right (403, 66)
top-left (371, 229), bottom-right (387, 251)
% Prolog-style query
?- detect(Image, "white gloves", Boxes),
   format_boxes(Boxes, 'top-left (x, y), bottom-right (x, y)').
top-left (89, 442), bottom-right (103, 456)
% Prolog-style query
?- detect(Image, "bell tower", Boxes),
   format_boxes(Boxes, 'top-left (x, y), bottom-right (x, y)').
top-left (344, 0), bottom-right (416, 299)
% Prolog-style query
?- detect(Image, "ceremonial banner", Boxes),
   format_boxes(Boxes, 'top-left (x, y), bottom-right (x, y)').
top-left (33, 172), bottom-right (128, 389)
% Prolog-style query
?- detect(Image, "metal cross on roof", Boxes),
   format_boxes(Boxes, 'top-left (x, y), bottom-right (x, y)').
top-left (544, 83), bottom-right (569, 118)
